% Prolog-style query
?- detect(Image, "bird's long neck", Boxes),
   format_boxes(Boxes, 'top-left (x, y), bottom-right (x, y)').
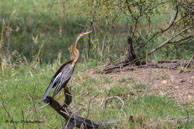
top-left (72, 35), bottom-right (81, 66)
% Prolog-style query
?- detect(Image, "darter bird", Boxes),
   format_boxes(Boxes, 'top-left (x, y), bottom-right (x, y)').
top-left (40, 31), bottom-right (92, 102)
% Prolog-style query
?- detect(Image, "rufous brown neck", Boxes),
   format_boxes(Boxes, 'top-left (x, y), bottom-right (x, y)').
top-left (72, 35), bottom-right (81, 66)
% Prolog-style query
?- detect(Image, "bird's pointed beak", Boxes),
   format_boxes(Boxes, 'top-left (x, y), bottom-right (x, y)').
top-left (81, 31), bottom-right (92, 36)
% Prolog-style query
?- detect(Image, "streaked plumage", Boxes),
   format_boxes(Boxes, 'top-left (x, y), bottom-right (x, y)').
top-left (40, 31), bottom-right (91, 102)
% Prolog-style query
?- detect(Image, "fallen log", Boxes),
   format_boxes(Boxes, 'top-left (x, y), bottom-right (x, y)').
top-left (103, 60), bottom-right (194, 74)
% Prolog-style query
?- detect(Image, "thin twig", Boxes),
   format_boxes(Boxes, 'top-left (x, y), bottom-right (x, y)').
top-left (28, 87), bottom-right (40, 129)
top-left (184, 54), bottom-right (194, 69)
top-left (86, 93), bottom-right (99, 119)
top-left (21, 109), bottom-right (25, 129)
top-left (0, 97), bottom-right (16, 129)
top-left (104, 96), bottom-right (126, 117)
top-left (169, 35), bottom-right (194, 44)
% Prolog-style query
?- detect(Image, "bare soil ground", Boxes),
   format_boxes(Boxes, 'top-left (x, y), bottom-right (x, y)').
top-left (91, 68), bottom-right (194, 103)
top-left (115, 68), bottom-right (194, 102)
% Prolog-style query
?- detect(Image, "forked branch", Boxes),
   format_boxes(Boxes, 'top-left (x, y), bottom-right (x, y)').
top-left (43, 87), bottom-right (118, 129)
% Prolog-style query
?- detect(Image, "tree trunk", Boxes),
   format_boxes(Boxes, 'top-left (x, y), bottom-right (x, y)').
top-left (127, 36), bottom-right (137, 62)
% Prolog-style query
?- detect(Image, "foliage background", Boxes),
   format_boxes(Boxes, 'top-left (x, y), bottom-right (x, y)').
top-left (1, 0), bottom-right (193, 65)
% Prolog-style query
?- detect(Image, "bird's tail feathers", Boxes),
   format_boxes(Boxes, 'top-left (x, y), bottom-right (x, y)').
top-left (40, 84), bottom-right (53, 102)
top-left (52, 85), bottom-right (61, 98)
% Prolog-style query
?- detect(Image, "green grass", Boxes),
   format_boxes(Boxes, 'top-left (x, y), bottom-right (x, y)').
top-left (0, 64), bottom-right (193, 129)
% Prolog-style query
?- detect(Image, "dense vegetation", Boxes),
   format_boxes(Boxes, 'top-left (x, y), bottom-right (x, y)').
top-left (1, 0), bottom-right (193, 64)
top-left (0, 0), bottom-right (194, 128)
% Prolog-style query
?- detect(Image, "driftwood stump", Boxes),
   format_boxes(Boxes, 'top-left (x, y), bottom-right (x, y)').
top-left (43, 87), bottom-right (118, 129)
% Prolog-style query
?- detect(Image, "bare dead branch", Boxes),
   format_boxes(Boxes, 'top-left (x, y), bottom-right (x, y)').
top-left (144, 107), bottom-right (193, 128)
top-left (184, 54), bottom-right (194, 69)
top-left (104, 96), bottom-right (126, 116)
top-left (102, 59), bottom-right (194, 74)
top-left (147, 25), bottom-right (194, 56)
top-left (43, 87), bottom-right (118, 128)
top-left (169, 35), bottom-right (194, 44)
top-left (45, 96), bottom-right (118, 128)
top-left (168, 116), bottom-right (194, 123)
top-left (63, 87), bottom-right (72, 107)
top-left (86, 93), bottom-right (99, 119)
top-left (154, 107), bottom-right (191, 127)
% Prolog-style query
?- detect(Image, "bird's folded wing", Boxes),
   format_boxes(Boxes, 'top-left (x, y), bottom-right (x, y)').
top-left (40, 63), bottom-right (74, 102)
top-left (40, 72), bottom-right (62, 102)
top-left (53, 66), bottom-right (74, 97)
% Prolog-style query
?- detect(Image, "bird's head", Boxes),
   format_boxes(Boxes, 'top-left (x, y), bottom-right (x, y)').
top-left (80, 31), bottom-right (92, 37)
top-left (77, 31), bottom-right (92, 40)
